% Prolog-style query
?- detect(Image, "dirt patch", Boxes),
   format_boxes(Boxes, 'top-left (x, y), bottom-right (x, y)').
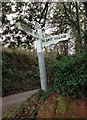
top-left (36, 92), bottom-right (86, 119)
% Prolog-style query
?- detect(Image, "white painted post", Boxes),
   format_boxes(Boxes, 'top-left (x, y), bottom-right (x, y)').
top-left (15, 22), bottom-right (47, 91)
top-left (35, 23), bottom-right (47, 91)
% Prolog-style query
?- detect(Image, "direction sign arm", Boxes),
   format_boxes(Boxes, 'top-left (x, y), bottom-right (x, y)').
top-left (15, 22), bottom-right (38, 38)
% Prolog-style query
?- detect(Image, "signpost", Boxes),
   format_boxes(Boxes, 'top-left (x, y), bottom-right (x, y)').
top-left (42, 33), bottom-right (70, 47)
top-left (15, 22), bottom-right (70, 91)
top-left (15, 22), bottom-right (47, 91)
top-left (35, 22), bottom-right (47, 91)
top-left (16, 22), bottom-right (38, 38)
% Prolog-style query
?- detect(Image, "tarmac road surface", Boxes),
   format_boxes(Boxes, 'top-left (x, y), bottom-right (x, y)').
top-left (2, 89), bottom-right (39, 115)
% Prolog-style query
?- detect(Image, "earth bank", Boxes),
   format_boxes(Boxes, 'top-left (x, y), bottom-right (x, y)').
top-left (36, 92), bottom-right (86, 119)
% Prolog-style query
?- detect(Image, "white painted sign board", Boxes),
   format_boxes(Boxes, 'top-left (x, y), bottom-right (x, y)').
top-left (15, 22), bottom-right (38, 38)
top-left (42, 33), bottom-right (70, 47)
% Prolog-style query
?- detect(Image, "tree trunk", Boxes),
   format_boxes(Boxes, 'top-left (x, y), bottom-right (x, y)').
top-left (63, 41), bottom-right (68, 56)
top-left (76, 2), bottom-right (82, 45)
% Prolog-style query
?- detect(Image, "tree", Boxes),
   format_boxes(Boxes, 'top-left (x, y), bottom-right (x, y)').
top-left (2, 2), bottom-right (49, 49)
top-left (83, 1), bottom-right (87, 17)
top-left (47, 2), bottom-right (87, 55)
top-left (2, 1), bottom-right (86, 55)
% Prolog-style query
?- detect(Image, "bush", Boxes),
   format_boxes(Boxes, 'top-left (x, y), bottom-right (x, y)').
top-left (2, 49), bottom-right (57, 96)
top-left (54, 50), bottom-right (87, 98)
top-left (2, 49), bottom-right (40, 96)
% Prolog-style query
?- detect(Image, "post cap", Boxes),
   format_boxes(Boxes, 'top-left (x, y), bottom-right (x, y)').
top-left (35, 22), bottom-right (41, 30)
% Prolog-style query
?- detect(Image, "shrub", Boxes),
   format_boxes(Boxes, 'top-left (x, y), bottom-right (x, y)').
top-left (54, 50), bottom-right (87, 98)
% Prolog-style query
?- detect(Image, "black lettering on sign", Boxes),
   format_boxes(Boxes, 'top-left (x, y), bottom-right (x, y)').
top-left (61, 35), bottom-right (66, 38)
top-left (54, 37), bottom-right (57, 40)
top-left (50, 38), bottom-right (53, 41)
top-left (46, 37), bottom-right (53, 42)
top-left (54, 36), bottom-right (61, 40)
top-left (48, 38), bottom-right (50, 41)
top-left (46, 39), bottom-right (48, 42)
top-left (42, 39), bottom-right (45, 43)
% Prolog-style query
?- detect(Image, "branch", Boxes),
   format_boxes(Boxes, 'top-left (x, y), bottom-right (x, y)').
top-left (83, 2), bottom-right (87, 17)
top-left (39, 2), bottom-right (49, 25)
top-left (42, 3), bottom-right (49, 28)
top-left (63, 3), bottom-right (77, 29)
top-left (75, 2), bottom-right (81, 35)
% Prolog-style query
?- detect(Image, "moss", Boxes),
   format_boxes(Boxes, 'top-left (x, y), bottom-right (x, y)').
top-left (68, 100), bottom-right (76, 118)
top-left (40, 107), bottom-right (44, 112)
top-left (50, 104), bottom-right (56, 112)
top-left (56, 96), bottom-right (68, 115)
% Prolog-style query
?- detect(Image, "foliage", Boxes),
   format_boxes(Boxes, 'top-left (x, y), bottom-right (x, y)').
top-left (2, 2), bottom-right (87, 55)
top-left (2, 49), bottom-right (87, 119)
top-left (30, 87), bottom-right (55, 119)
top-left (48, 2), bottom-right (86, 34)
top-left (47, 2), bottom-right (87, 54)
top-left (54, 50), bottom-right (87, 99)
top-left (3, 49), bottom-right (87, 120)
top-left (2, 48), bottom-right (40, 96)
top-left (2, 88), bottom-right (54, 119)
top-left (44, 52), bottom-right (58, 87)
top-left (2, 48), bottom-right (57, 96)
top-left (2, 2), bottom-right (49, 49)
top-left (82, 31), bottom-right (87, 45)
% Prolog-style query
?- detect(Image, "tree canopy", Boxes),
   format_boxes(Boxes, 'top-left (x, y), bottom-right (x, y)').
top-left (1, 1), bottom-right (87, 54)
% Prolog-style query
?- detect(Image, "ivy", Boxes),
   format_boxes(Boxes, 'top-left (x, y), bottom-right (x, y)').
top-left (54, 51), bottom-right (87, 99)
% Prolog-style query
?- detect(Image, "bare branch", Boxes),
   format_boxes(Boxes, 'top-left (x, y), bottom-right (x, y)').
top-left (39, 2), bottom-right (49, 27)
top-left (62, 3), bottom-right (77, 29)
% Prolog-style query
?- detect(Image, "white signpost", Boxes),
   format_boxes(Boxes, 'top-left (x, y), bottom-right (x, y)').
top-left (15, 22), bottom-right (47, 91)
top-left (15, 22), bottom-right (70, 91)
top-left (35, 23), bottom-right (47, 91)
top-left (42, 33), bottom-right (70, 47)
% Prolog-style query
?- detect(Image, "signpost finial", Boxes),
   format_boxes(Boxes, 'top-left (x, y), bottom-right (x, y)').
top-left (35, 22), bottom-right (41, 30)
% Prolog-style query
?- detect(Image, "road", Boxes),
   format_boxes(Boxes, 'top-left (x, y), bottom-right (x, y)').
top-left (2, 89), bottom-right (39, 115)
